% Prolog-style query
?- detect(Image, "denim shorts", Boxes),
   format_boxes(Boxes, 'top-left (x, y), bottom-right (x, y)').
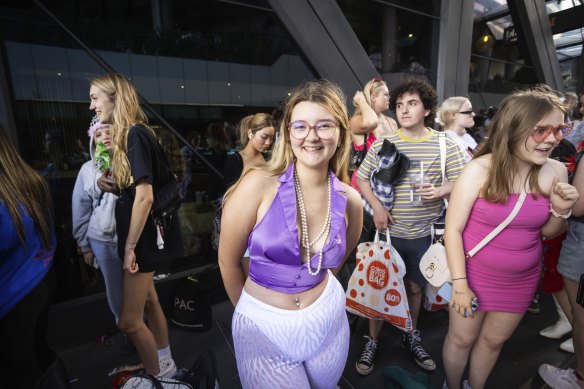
top-left (557, 221), bottom-right (584, 282)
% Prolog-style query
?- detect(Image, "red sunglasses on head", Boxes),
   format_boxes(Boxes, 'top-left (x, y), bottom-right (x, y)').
top-left (530, 122), bottom-right (573, 143)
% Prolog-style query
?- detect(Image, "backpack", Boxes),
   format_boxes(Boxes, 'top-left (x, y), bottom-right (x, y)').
top-left (179, 349), bottom-right (219, 389)
top-left (170, 276), bottom-right (212, 331)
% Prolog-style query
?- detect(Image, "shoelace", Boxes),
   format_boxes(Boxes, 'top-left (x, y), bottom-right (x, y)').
top-left (408, 331), bottom-right (430, 360)
top-left (359, 337), bottom-right (378, 364)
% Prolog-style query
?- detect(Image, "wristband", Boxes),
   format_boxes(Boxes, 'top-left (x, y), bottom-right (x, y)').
top-left (549, 203), bottom-right (572, 219)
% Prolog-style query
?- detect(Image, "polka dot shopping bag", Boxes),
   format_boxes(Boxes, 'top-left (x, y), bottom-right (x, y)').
top-left (345, 230), bottom-right (412, 331)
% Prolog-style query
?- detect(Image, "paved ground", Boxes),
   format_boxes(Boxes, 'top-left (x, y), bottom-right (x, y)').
top-left (57, 291), bottom-right (576, 389)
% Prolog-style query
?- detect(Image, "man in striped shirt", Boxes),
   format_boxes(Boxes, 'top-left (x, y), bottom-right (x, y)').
top-left (355, 80), bottom-right (465, 375)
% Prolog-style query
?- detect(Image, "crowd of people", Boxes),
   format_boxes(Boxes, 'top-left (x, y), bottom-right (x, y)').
top-left (1, 71), bottom-right (584, 389)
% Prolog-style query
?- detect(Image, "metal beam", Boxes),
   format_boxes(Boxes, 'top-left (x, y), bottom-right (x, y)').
top-left (266, 0), bottom-right (377, 98)
top-left (436, 0), bottom-right (475, 102)
top-left (507, 0), bottom-right (565, 92)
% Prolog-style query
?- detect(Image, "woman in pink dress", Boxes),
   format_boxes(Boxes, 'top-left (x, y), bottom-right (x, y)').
top-left (442, 86), bottom-right (580, 389)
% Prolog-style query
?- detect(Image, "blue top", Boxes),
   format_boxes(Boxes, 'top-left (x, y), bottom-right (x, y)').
top-left (247, 164), bottom-right (347, 294)
top-left (0, 202), bottom-right (55, 319)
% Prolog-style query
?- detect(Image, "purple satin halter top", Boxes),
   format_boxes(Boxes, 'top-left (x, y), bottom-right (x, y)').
top-left (247, 164), bottom-right (348, 294)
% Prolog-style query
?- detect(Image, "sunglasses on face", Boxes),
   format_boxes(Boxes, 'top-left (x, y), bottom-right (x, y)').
top-left (288, 120), bottom-right (338, 140)
top-left (530, 122), bottom-right (573, 143)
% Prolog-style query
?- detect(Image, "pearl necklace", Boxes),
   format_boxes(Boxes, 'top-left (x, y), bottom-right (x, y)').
top-left (294, 165), bottom-right (332, 276)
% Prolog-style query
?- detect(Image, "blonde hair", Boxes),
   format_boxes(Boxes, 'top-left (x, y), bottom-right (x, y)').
top-left (354, 78), bottom-right (387, 115)
top-left (474, 85), bottom-right (567, 202)
top-left (437, 96), bottom-right (469, 129)
top-left (224, 79), bottom-right (351, 203)
top-left (90, 73), bottom-right (150, 188)
top-left (0, 125), bottom-right (53, 247)
top-left (239, 113), bottom-right (275, 147)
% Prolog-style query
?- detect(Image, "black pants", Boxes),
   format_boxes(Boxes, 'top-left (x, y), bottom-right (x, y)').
top-left (0, 268), bottom-right (56, 389)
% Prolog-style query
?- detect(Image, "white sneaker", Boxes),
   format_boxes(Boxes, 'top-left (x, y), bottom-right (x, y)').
top-left (560, 338), bottom-right (575, 354)
top-left (157, 354), bottom-right (177, 378)
top-left (540, 319), bottom-right (572, 339)
top-left (538, 364), bottom-right (579, 389)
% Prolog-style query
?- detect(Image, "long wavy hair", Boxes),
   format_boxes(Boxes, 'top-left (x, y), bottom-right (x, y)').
top-left (239, 113), bottom-right (275, 147)
top-left (354, 78), bottom-right (387, 115)
top-left (224, 79), bottom-right (351, 203)
top-left (90, 73), bottom-right (150, 188)
top-left (474, 85), bottom-right (567, 202)
top-left (0, 125), bottom-right (53, 247)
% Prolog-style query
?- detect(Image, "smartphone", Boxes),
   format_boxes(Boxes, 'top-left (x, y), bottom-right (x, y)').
top-left (437, 283), bottom-right (452, 302)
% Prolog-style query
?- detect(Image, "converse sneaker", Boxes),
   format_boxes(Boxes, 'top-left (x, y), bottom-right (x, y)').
top-left (157, 354), bottom-right (177, 378)
top-left (539, 364), bottom-right (579, 389)
top-left (355, 336), bottom-right (378, 376)
top-left (402, 330), bottom-right (436, 371)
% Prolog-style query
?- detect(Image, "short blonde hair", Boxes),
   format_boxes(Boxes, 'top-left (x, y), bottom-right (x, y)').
top-left (438, 96), bottom-right (469, 129)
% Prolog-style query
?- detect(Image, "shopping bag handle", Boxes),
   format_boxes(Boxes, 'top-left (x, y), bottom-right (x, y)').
top-left (374, 229), bottom-right (391, 246)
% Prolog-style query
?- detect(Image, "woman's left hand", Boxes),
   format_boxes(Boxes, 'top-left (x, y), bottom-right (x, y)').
top-left (124, 248), bottom-right (139, 273)
top-left (550, 176), bottom-right (579, 214)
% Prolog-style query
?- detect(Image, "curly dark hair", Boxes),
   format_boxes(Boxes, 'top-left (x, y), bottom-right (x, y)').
top-left (390, 80), bottom-right (438, 127)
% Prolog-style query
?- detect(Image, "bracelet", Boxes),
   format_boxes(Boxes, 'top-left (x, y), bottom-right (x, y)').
top-left (452, 277), bottom-right (467, 281)
top-left (549, 203), bottom-right (572, 219)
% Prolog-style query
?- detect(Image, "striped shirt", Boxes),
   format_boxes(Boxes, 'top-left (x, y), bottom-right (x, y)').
top-left (357, 128), bottom-right (465, 239)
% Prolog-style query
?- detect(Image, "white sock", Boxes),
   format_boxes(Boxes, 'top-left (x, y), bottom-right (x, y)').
top-left (157, 345), bottom-right (171, 360)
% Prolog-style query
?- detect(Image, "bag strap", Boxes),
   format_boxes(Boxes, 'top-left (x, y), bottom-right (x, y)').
top-left (466, 191), bottom-right (527, 258)
top-left (374, 229), bottom-right (391, 246)
top-left (438, 132), bottom-right (446, 186)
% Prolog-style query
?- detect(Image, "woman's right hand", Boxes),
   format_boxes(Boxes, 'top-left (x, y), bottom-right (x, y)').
top-left (83, 250), bottom-right (95, 267)
top-left (97, 169), bottom-right (120, 195)
top-left (353, 91), bottom-right (367, 107)
top-left (450, 280), bottom-right (477, 318)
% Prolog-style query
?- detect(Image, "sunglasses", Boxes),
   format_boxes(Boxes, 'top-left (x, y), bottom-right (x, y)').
top-left (530, 122), bottom-right (573, 143)
top-left (458, 110), bottom-right (474, 115)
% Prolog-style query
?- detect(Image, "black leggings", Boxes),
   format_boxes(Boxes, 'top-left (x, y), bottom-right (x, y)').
top-left (0, 269), bottom-right (56, 389)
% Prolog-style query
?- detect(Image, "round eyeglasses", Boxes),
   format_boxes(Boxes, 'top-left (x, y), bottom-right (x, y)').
top-left (530, 122), bottom-right (573, 143)
top-left (288, 120), bottom-right (338, 140)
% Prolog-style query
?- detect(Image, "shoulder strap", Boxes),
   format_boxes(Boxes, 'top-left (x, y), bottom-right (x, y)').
top-left (438, 132), bottom-right (446, 185)
top-left (438, 132), bottom-right (448, 209)
top-left (466, 191), bottom-right (527, 258)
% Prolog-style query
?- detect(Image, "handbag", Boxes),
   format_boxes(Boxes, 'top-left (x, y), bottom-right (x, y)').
top-left (420, 191), bottom-right (527, 287)
top-left (346, 230), bottom-right (412, 331)
top-left (150, 138), bottom-right (184, 249)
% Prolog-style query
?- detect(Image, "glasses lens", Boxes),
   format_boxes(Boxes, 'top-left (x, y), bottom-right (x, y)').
top-left (315, 121), bottom-right (337, 139)
top-left (289, 121), bottom-right (308, 139)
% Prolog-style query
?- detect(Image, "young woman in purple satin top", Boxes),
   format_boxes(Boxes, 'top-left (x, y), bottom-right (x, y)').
top-left (218, 80), bottom-right (362, 389)
top-left (442, 86), bottom-right (580, 389)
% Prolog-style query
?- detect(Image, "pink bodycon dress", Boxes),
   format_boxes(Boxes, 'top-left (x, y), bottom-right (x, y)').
top-left (463, 193), bottom-right (550, 313)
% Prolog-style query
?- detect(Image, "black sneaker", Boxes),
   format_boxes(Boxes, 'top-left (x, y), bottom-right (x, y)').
top-left (355, 336), bottom-right (378, 375)
top-left (402, 330), bottom-right (436, 371)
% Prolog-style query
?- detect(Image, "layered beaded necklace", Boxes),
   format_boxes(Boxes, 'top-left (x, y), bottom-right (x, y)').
top-left (294, 165), bottom-right (332, 276)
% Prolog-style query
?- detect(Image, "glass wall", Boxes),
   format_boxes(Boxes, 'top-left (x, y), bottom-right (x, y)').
top-left (337, 0), bottom-right (441, 85)
top-left (0, 0), bottom-right (316, 302)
